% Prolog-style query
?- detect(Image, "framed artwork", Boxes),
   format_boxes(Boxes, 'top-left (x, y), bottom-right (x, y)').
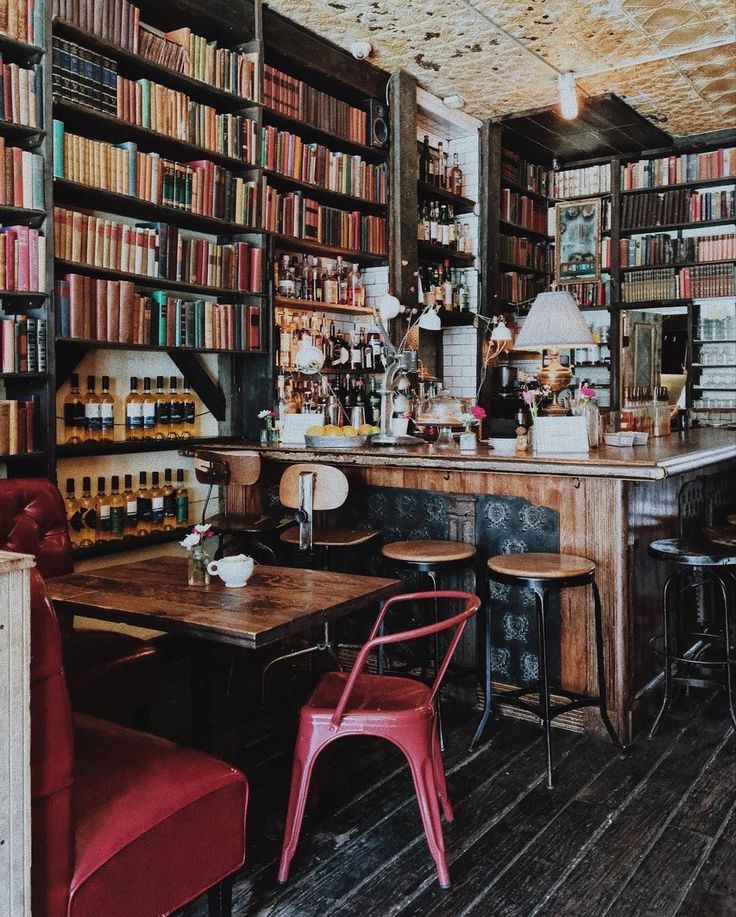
top-left (555, 198), bottom-right (601, 282)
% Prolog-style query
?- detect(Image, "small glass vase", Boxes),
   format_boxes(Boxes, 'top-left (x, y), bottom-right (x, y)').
top-left (573, 400), bottom-right (601, 448)
top-left (431, 426), bottom-right (459, 455)
top-left (187, 545), bottom-right (210, 586)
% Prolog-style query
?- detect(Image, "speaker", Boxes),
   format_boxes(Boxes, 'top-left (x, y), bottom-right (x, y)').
top-left (365, 99), bottom-right (389, 148)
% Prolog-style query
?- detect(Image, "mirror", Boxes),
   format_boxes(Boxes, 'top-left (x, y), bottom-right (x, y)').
top-left (621, 308), bottom-right (688, 406)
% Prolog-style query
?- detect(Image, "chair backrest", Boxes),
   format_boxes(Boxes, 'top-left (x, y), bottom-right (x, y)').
top-left (330, 590), bottom-right (481, 727)
top-left (0, 479), bottom-right (74, 578)
top-left (194, 449), bottom-right (262, 487)
top-left (29, 567), bottom-right (75, 917)
top-left (279, 463), bottom-right (349, 512)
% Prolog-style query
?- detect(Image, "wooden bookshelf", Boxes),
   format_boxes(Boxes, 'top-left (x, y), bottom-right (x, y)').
top-left (621, 258), bottom-right (736, 272)
top-left (500, 177), bottom-right (548, 204)
top-left (499, 218), bottom-right (549, 242)
top-left (271, 233), bottom-right (387, 265)
top-left (417, 240), bottom-right (475, 266)
top-left (416, 180), bottom-right (476, 215)
top-left (549, 191), bottom-right (611, 203)
top-left (0, 204), bottom-right (46, 227)
top-left (621, 175), bottom-right (736, 195)
top-left (498, 259), bottom-right (546, 276)
top-left (56, 337), bottom-right (267, 356)
top-left (0, 31), bottom-right (44, 62)
top-left (263, 107), bottom-right (385, 163)
top-left (0, 290), bottom-right (47, 304)
top-left (619, 217), bottom-right (736, 236)
top-left (274, 295), bottom-right (373, 316)
top-left (0, 120), bottom-right (45, 142)
top-left (264, 169), bottom-right (386, 215)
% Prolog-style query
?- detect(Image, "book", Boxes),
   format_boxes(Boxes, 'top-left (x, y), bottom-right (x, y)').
top-left (621, 147), bottom-right (736, 191)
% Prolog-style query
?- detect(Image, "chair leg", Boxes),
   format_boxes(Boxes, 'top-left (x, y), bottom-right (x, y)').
top-left (207, 876), bottom-right (233, 917)
top-left (534, 587), bottom-right (555, 790)
top-left (426, 569), bottom-right (445, 752)
top-left (404, 741), bottom-right (451, 888)
top-left (591, 578), bottom-right (625, 751)
top-left (431, 715), bottom-right (454, 822)
top-left (278, 731), bottom-right (328, 883)
top-left (715, 573), bottom-right (736, 733)
top-left (649, 575), bottom-right (677, 739)
top-left (471, 580), bottom-right (493, 750)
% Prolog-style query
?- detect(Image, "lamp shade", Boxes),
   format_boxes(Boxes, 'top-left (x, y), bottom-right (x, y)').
top-left (417, 306), bottom-right (442, 331)
top-left (513, 290), bottom-right (594, 350)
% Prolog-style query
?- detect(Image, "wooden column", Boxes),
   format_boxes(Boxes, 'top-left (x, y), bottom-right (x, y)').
top-left (0, 551), bottom-right (34, 917)
top-left (477, 120), bottom-right (502, 413)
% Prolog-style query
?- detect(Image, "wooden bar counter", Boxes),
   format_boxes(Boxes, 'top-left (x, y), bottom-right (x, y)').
top-left (227, 429), bottom-right (736, 743)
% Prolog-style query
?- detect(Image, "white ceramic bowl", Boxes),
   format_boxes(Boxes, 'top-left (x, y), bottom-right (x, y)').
top-left (604, 432), bottom-right (636, 447)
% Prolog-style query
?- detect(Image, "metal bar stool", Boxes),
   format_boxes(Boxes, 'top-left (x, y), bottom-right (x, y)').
top-left (472, 552), bottom-right (623, 789)
top-left (647, 537), bottom-right (736, 737)
top-left (380, 540), bottom-right (477, 748)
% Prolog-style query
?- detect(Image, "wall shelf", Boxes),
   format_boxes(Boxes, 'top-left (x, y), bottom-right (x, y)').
top-left (71, 528), bottom-right (191, 559)
top-left (620, 217), bottom-right (736, 236)
top-left (263, 107), bottom-right (386, 162)
top-left (418, 240), bottom-right (475, 266)
top-left (271, 234), bottom-right (387, 265)
top-left (417, 181), bottom-right (476, 215)
top-left (498, 219), bottom-right (550, 242)
top-left (498, 260), bottom-right (547, 276)
top-left (57, 435), bottom-right (240, 458)
top-left (501, 177), bottom-right (549, 204)
top-left (264, 169), bottom-right (386, 215)
top-left (0, 31), bottom-right (44, 62)
top-left (621, 176), bottom-right (736, 195)
top-left (274, 295), bottom-right (373, 316)
top-left (0, 203), bottom-right (46, 227)
top-left (621, 258), bottom-right (736, 272)
top-left (56, 337), bottom-right (266, 356)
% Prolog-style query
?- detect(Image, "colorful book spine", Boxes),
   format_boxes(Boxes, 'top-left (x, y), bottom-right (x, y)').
top-left (0, 312), bottom-right (46, 371)
top-left (552, 164), bottom-right (611, 199)
top-left (621, 147), bottom-right (736, 190)
top-left (0, 0), bottom-right (44, 46)
top-left (0, 225), bottom-right (45, 290)
top-left (0, 396), bottom-right (37, 455)
top-left (0, 55), bottom-right (42, 126)
top-left (501, 148), bottom-right (551, 197)
top-left (0, 135), bottom-right (44, 209)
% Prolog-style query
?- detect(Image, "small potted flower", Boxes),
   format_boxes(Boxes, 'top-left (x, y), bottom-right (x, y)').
top-left (258, 409), bottom-right (276, 444)
top-left (458, 405), bottom-right (486, 452)
top-left (181, 524), bottom-right (216, 586)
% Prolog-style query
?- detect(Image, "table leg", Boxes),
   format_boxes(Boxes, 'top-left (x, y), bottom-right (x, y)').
top-left (190, 641), bottom-right (216, 753)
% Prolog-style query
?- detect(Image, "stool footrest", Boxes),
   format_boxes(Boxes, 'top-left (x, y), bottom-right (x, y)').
top-left (494, 684), bottom-right (603, 722)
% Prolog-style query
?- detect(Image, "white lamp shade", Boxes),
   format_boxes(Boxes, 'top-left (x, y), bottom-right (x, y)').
top-left (513, 290), bottom-right (594, 350)
top-left (294, 343), bottom-right (325, 374)
top-left (491, 320), bottom-right (513, 342)
top-left (378, 293), bottom-right (403, 321)
top-left (417, 307), bottom-right (442, 331)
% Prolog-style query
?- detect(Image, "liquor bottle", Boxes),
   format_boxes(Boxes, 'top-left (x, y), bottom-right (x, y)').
top-left (293, 254), bottom-right (305, 300)
top-left (154, 375), bottom-right (169, 440)
top-left (63, 373), bottom-right (85, 444)
top-left (277, 254), bottom-right (295, 297)
top-left (458, 272), bottom-right (471, 311)
top-left (363, 329), bottom-right (374, 370)
top-left (439, 205), bottom-right (451, 247)
top-left (99, 375), bottom-right (115, 441)
top-left (123, 474), bottom-right (137, 538)
top-left (168, 376), bottom-right (183, 437)
top-left (323, 261), bottom-right (338, 304)
top-left (79, 476), bottom-right (96, 548)
top-left (336, 256), bottom-right (347, 305)
top-left (330, 321), bottom-right (342, 367)
top-left (437, 142), bottom-right (446, 188)
top-left (83, 375), bottom-right (101, 442)
top-left (350, 332), bottom-right (363, 369)
top-left (182, 378), bottom-right (196, 438)
top-left (136, 471), bottom-right (153, 536)
top-left (95, 476), bottom-right (111, 542)
top-left (419, 135), bottom-right (432, 184)
top-left (449, 153), bottom-right (463, 196)
top-left (64, 478), bottom-right (83, 549)
top-left (175, 469), bottom-right (189, 526)
top-left (125, 376), bottom-right (144, 441)
top-left (162, 468), bottom-right (177, 531)
top-left (350, 264), bottom-right (364, 308)
top-left (367, 376), bottom-right (382, 426)
top-left (150, 471), bottom-right (164, 532)
top-left (141, 377), bottom-right (157, 440)
top-left (417, 202), bottom-right (426, 241)
top-left (108, 475), bottom-right (125, 541)
top-left (308, 256), bottom-right (321, 302)
top-left (447, 205), bottom-right (457, 249)
top-left (443, 260), bottom-right (454, 309)
top-left (430, 202), bottom-right (439, 244)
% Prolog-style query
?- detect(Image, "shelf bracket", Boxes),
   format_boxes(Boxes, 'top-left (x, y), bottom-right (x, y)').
top-left (55, 342), bottom-right (91, 390)
top-left (167, 351), bottom-right (227, 422)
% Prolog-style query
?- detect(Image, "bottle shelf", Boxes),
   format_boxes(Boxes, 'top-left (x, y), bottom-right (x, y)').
top-left (619, 217), bottom-right (736, 236)
top-left (53, 20), bottom-right (261, 114)
top-left (263, 170), bottom-right (387, 215)
top-left (498, 260), bottom-right (547, 276)
top-left (621, 176), bottom-right (736, 195)
top-left (53, 99), bottom-right (257, 173)
top-left (621, 258), bottom-right (736, 272)
top-left (499, 219), bottom-right (550, 242)
top-left (0, 203), bottom-right (46, 227)
top-left (54, 259), bottom-right (266, 300)
top-left (274, 294), bottom-right (373, 316)
top-left (72, 527), bottom-right (190, 559)
top-left (0, 372), bottom-right (49, 380)
top-left (500, 177), bottom-right (549, 204)
top-left (417, 240), bottom-right (475, 266)
top-left (57, 435), bottom-right (237, 458)
top-left (55, 337), bottom-right (267, 356)
top-left (262, 107), bottom-right (386, 163)
top-left (439, 309), bottom-right (476, 327)
top-left (0, 31), bottom-right (44, 62)
top-left (54, 179), bottom-right (260, 238)
top-left (271, 234), bottom-right (387, 265)
top-left (0, 450), bottom-right (46, 463)
top-left (416, 181), bottom-right (476, 215)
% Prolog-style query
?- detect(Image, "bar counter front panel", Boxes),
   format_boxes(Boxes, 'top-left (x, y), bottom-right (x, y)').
top-left (226, 429), bottom-right (736, 743)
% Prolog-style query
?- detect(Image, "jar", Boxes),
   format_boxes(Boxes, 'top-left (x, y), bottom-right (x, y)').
top-left (572, 400), bottom-right (601, 448)
top-left (188, 544), bottom-right (210, 586)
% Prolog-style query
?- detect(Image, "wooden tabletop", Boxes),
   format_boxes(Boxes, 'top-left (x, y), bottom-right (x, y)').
top-left (48, 556), bottom-right (402, 649)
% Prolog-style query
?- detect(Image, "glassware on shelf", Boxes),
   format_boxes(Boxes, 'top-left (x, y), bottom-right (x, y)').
top-left (430, 427), bottom-right (459, 454)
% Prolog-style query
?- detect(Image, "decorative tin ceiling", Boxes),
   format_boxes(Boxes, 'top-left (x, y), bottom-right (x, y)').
top-left (266, 0), bottom-right (736, 136)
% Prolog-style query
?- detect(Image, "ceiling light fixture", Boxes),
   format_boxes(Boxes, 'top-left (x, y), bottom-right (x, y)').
top-left (442, 94), bottom-right (466, 110)
top-left (558, 72), bottom-right (578, 120)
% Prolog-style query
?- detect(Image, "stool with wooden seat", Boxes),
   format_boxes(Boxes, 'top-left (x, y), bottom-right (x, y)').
top-left (380, 539), bottom-right (477, 747)
top-left (194, 448), bottom-right (294, 563)
top-left (261, 463), bottom-right (381, 701)
top-left (647, 537), bottom-right (736, 737)
top-left (472, 552), bottom-right (623, 789)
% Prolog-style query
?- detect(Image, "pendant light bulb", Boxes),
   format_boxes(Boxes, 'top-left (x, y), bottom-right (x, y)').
top-left (558, 72), bottom-right (578, 120)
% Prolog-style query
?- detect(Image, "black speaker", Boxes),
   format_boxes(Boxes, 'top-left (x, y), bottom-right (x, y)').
top-left (365, 99), bottom-right (389, 148)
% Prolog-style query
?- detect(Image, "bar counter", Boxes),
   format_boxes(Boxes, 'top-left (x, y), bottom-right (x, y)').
top-left (229, 428), bottom-right (736, 742)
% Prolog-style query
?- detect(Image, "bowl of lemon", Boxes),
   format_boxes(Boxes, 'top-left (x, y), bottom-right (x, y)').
top-left (304, 423), bottom-right (380, 449)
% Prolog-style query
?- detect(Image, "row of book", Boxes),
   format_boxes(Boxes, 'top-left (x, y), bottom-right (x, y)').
top-left (0, 397), bottom-right (36, 455)
top-left (0, 313), bottom-right (45, 372)
top-left (552, 164), bottom-right (611, 200)
top-left (263, 189), bottom-right (388, 255)
top-left (52, 37), bottom-right (117, 113)
top-left (621, 147), bottom-right (736, 191)
top-left (0, 57), bottom-right (42, 126)
top-left (263, 64), bottom-right (367, 147)
top-left (619, 233), bottom-right (736, 269)
top-left (261, 125), bottom-right (387, 204)
top-left (620, 265), bottom-right (736, 302)
top-left (500, 189), bottom-right (548, 235)
top-left (621, 188), bottom-right (736, 229)
top-left (53, 122), bottom-right (260, 226)
top-left (501, 148), bottom-right (550, 198)
top-left (53, 0), bottom-right (259, 101)
top-left (56, 274), bottom-right (263, 350)
top-left (0, 225), bottom-right (45, 290)
top-left (1, 0), bottom-right (44, 46)
top-left (499, 234), bottom-right (547, 272)
top-left (0, 135), bottom-right (44, 209)
top-left (498, 272), bottom-right (545, 306)
top-left (53, 208), bottom-right (264, 291)
top-left (562, 280), bottom-right (611, 309)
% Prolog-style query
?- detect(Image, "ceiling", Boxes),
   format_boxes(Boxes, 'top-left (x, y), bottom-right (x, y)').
top-left (264, 0), bottom-right (736, 136)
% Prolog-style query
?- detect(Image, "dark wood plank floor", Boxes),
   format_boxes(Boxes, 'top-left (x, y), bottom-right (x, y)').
top-left (157, 645), bottom-right (735, 917)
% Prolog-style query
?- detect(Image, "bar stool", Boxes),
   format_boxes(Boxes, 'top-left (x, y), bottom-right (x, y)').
top-left (648, 537), bottom-right (736, 737)
top-left (261, 463), bottom-right (381, 701)
top-left (380, 540), bottom-right (476, 747)
top-left (472, 552), bottom-right (623, 789)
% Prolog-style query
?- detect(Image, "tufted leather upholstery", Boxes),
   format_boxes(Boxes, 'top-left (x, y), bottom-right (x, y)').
top-left (29, 567), bottom-right (248, 917)
top-left (0, 478), bottom-right (160, 722)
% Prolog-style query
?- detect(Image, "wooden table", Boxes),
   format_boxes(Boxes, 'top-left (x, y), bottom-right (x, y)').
top-left (49, 556), bottom-right (402, 748)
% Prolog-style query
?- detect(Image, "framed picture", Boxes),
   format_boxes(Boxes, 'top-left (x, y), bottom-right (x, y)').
top-left (555, 198), bottom-right (601, 283)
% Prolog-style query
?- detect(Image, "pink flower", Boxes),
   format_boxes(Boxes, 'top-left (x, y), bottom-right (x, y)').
top-left (470, 405), bottom-right (487, 420)
top-left (580, 386), bottom-right (597, 399)
top-left (522, 390), bottom-right (535, 405)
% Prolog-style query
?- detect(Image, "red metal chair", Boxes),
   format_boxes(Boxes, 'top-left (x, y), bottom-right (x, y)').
top-left (29, 565), bottom-right (249, 917)
top-left (278, 590), bottom-right (480, 889)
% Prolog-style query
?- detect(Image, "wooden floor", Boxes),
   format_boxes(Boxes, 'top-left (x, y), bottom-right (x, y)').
top-left (159, 646), bottom-right (736, 917)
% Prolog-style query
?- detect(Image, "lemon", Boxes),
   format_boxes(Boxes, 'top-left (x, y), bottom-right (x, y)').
top-left (305, 425), bottom-right (325, 436)
top-left (342, 426), bottom-right (357, 437)
top-left (324, 425), bottom-right (342, 436)
top-left (357, 423), bottom-right (374, 434)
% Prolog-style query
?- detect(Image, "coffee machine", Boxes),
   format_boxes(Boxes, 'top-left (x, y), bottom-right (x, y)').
top-left (488, 364), bottom-right (528, 437)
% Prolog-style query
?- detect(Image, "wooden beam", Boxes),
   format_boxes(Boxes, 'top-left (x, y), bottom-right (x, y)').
top-left (167, 352), bottom-right (226, 422)
top-left (477, 120), bottom-right (502, 413)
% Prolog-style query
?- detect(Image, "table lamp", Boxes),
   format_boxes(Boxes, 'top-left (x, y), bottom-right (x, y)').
top-left (513, 290), bottom-right (594, 415)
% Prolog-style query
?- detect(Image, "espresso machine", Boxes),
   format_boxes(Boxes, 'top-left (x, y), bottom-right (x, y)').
top-left (488, 364), bottom-right (528, 437)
